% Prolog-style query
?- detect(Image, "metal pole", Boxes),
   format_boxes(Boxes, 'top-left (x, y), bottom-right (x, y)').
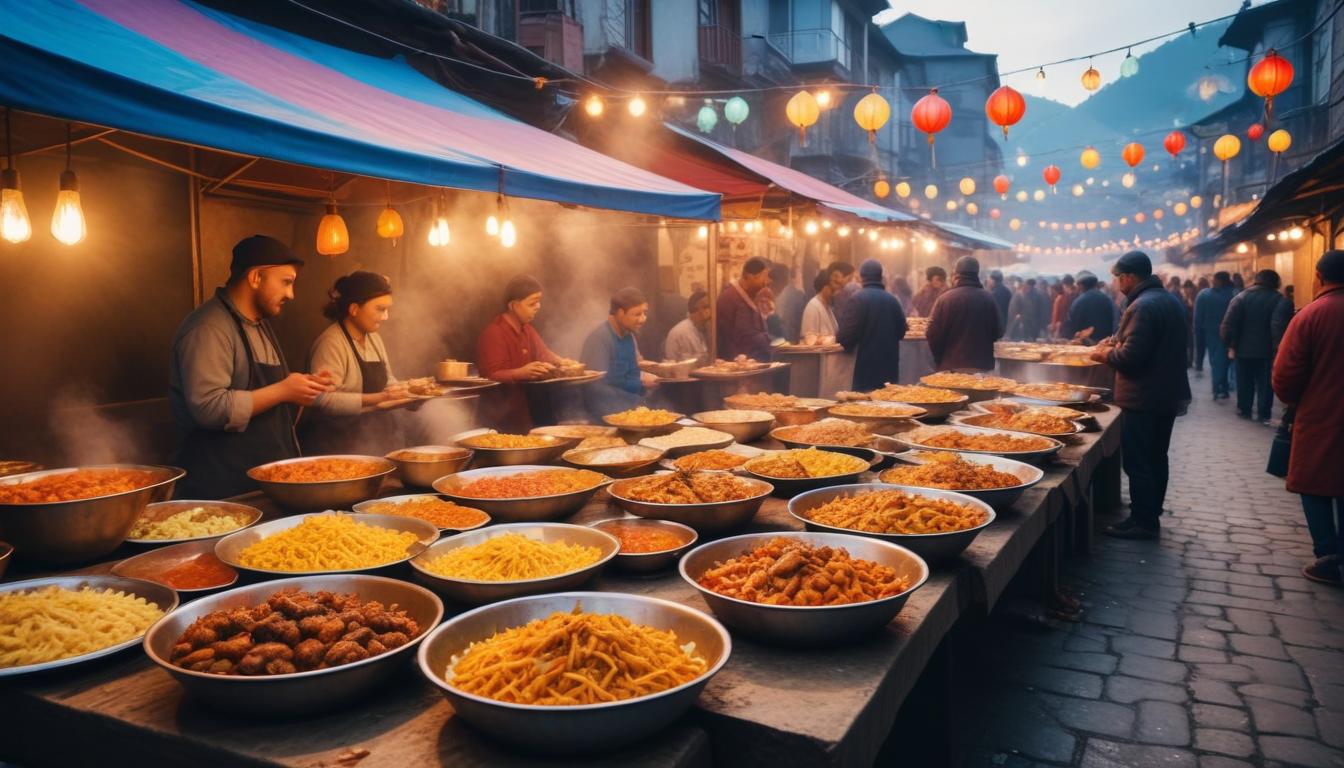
top-left (707, 222), bottom-right (719, 362)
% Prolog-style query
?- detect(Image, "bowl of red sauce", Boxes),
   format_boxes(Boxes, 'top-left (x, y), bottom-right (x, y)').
top-left (111, 539), bottom-right (238, 595)
top-left (588, 517), bottom-right (698, 575)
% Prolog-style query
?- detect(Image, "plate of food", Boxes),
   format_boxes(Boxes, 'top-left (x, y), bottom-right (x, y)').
top-left (456, 431), bottom-right (570, 467)
top-left (214, 512), bottom-right (439, 577)
top-left (690, 409), bottom-right (776, 443)
top-left (112, 539), bottom-right (239, 595)
top-left (951, 409), bottom-right (1084, 438)
top-left (770, 418), bottom-right (885, 450)
top-left (866, 384), bottom-right (970, 419)
top-left (637, 427), bottom-right (735, 458)
top-left (607, 470), bottom-right (772, 532)
top-left (603, 407), bottom-right (684, 436)
top-left (433, 466), bottom-right (611, 522)
top-left (741, 447), bottom-right (875, 496)
top-left (588, 517), bottom-right (699, 574)
top-left (879, 450), bottom-right (1044, 508)
top-left (351, 494), bottom-right (491, 532)
top-left (661, 445), bottom-right (764, 473)
top-left (561, 444), bottom-right (666, 476)
top-left (691, 356), bottom-right (774, 378)
top-left (788, 484), bottom-right (995, 562)
top-left (125, 500), bottom-right (263, 545)
top-left (823, 401), bottom-right (927, 433)
top-left (1006, 382), bottom-right (1096, 406)
top-left (529, 424), bottom-right (620, 445)
top-left (919, 373), bottom-right (1018, 402)
top-left (247, 455), bottom-right (395, 511)
top-left (896, 425), bottom-right (1063, 463)
top-left (722, 393), bottom-right (836, 426)
top-left (525, 360), bottom-right (605, 385)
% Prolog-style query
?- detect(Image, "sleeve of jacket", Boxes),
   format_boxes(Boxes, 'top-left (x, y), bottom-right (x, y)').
top-left (1105, 303), bottom-right (1158, 375)
top-left (309, 331), bottom-right (362, 416)
top-left (1192, 292), bottom-right (1205, 331)
top-left (892, 297), bottom-right (908, 341)
top-left (925, 297), bottom-right (948, 362)
top-left (993, 295), bottom-right (1005, 340)
top-left (1220, 294), bottom-right (1243, 349)
top-left (837, 295), bottom-right (863, 352)
top-left (1271, 297), bottom-right (1293, 349)
top-left (1271, 311), bottom-right (1311, 406)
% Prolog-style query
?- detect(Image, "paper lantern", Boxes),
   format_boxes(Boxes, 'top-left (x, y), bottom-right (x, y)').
top-left (1121, 172), bottom-right (1136, 188)
top-left (1267, 129), bottom-right (1292, 154)
top-left (985, 86), bottom-right (1026, 138)
top-left (786, 91), bottom-right (820, 145)
top-left (924, 184), bottom-right (939, 200)
top-left (853, 91), bottom-right (891, 143)
top-left (1016, 190), bottom-right (1028, 202)
top-left (1246, 123), bottom-right (1264, 142)
top-left (874, 179), bottom-right (891, 198)
top-left (959, 177), bottom-right (977, 196)
top-left (697, 104), bottom-right (718, 133)
top-left (1042, 164), bottom-right (1061, 190)
top-left (966, 202), bottom-right (979, 215)
top-left (993, 174), bottom-right (1010, 198)
top-left (1122, 142), bottom-right (1145, 168)
top-left (1213, 134), bottom-right (1241, 161)
top-left (724, 96), bottom-right (750, 126)
top-left (1174, 202), bottom-right (1188, 216)
top-left (1009, 218), bottom-right (1021, 231)
top-left (1080, 147), bottom-right (1100, 170)
top-left (945, 200), bottom-right (958, 212)
top-left (911, 90), bottom-right (952, 165)
top-left (1153, 209), bottom-right (1164, 220)
top-left (316, 202), bottom-right (349, 256)
top-left (989, 208), bottom-right (1001, 220)
top-left (1120, 49), bottom-right (1139, 78)
top-left (1135, 212), bottom-right (1146, 223)
top-left (895, 181), bottom-right (911, 198)
top-left (1163, 130), bottom-right (1186, 158)
top-left (1190, 195), bottom-right (1203, 209)
top-left (1033, 189), bottom-right (1046, 202)
top-left (1081, 64), bottom-right (1101, 92)
top-left (376, 205), bottom-right (404, 240)
top-left (1247, 49), bottom-right (1294, 123)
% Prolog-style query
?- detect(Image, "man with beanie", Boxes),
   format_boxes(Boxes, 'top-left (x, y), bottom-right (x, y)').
top-left (838, 260), bottom-right (908, 390)
top-left (988, 269), bottom-right (1012, 328)
top-left (1089, 251), bottom-right (1191, 539)
top-left (169, 235), bottom-right (333, 499)
top-left (1221, 269), bottom-right (1284, 423)
top-left (926, 256), bottom-right (1003, 371)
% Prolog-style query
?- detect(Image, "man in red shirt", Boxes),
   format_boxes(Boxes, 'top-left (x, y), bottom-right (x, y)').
top-left (476, 275), bottom-right (564, 432)
top-left (715, 257), bottom-right (772, 360)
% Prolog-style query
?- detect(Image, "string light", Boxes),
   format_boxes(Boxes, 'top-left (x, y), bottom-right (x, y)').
top-left (499, 218), bottom-right (517, 248)
top-left (375, 183), bottom-right (404, 241)
top-left (1, 109), bottom-right (31, 244)
top-left (584, 95), bottom-right (604, 117)
top-left (50, 124), bottom-right (86, 246)
top-left (427, 194), bottom-right (450, 248)
top-left (697, 225), bottom-right (708, 239)
top-left (627, 96), bottom-right (648, 117)
top-left (1120, 49), bottom-right (1140, 78)
top-left (316, 200), bottom-right (349, 256)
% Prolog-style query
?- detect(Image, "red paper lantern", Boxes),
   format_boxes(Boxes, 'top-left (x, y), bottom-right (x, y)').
top-left (1247, 123), bottom-right (1265, 142)
top-left (989, 208), bottom-right (1002, 220)
top-left (1042, 164), bottom-right (1061, 190)
top-left (1248, 49), bottom-right (1294, 124)
top-left (911, 89), bottom-right (953, 168)
top-left (1122, 142), bottom-right (1145, 168)
top-left (993, 174), bottom-right (1011, 199)
top-left (985, 86), bottom-right (1026, 139)
top-left (1163, 131), bottom-right (1186, 158)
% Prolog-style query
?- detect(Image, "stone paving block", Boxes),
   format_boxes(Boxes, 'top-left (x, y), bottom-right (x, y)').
top-left (1245, 696), bottom-right (1319, 737)
top-left (1197, 757), bottom-right (1255, 768)
top-left (1237, 683), bottom-right (1312, 707)
top-left (1183, 627), bottom-right (1229, 650)
top-left (1193, 728), bottom-right (1257, 758)
top-left (1179, 645), bottom-right (1229, 664)
top-left (1205, 620), bottom-right (1236, 633)
top-left (1190, 679), bottom-right (1243, 707)
top-left (983, 695), bottom-right (1079, 764)
top-left (1137, 700), bottom-right (1192, 746)
top-left (1226, 608), bottom-right (1276, 636)
top-left (1187, 604), bottom-right (1224, 618)
top-left (1119, 654), bottom-right (1188, 684)
top-left (1037, 651), bottom-right (1119, 676)
top-left (1038, 693), bottom-right (1136, 739)
top-left (1106, 675), bottom-right (1188, 705)
top-left (1259, 735), bottom-right (1344, 768)
top-left (1317, 709), bottom-right (1344, 750)
top-left (1112, 635), bottom-right (1177, 660)
top-left (1287, 646), bottom-right (1344, 687)
top-left (1193, 703), bottom-right (1250, 730)
top-left (1228, 633), bottom-right (1289, 660)
top-left (1080, 739), bottom-right (1196, 768)
top-left (1193, 663), bottom-right (1255, 684)
top-left (1241, 656), bottom-right (1311, 691)
top-left (1314, 683), bottom-right (1344, 711)
top-left (1014, 666), bottom-right (1104, 699)
top-left (1226, 583), bottom-right (1277, 601)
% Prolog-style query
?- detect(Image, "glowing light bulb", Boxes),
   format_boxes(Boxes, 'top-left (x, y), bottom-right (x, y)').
top-left (486, 214), bottom-right (500, 236)
top-left (1122, 172), bottom-right (1136, 188)
top-left (1236, 243), bottom-right (1249, 253)
top-left (427, 211), bottom-right (451, 248)
top-left (627, 96), bottom-right (647, 118)
top-left (1120, 49), bottom-right (1139, 78)
top-left (814, 90), bottom-right (832, 108)
top-left (1, 168), bottom-right (31, 244)
top-left (1032, 189), bottom-right (1045, 202)
top-left (1033, 67), bottom-right (1047, 96)
top-left (868, 230), bottom-right (878, 242)
top-left (804, 219), bottom-right (819, 235)
top-left (584, 95), bottom-right (604, 117)
top-left (838, 225), bottom-right (850, 237)
top-left (1071, 184), bottom-right (1084, 197)
top-left (50, 169), bottom-right (86, 246)
top-left (922, 238), bottom-right (937, 253)
top-left (697, 225), bottom-right (708, 239)
top-left (498, 219), bottom-right (517, 248)
top-left (1016, 153), bottom-right (1028, 167)
top-left (1290, 226), bottom-right (1303, 240)
top-left (315, 202), bottom-right (349, 256)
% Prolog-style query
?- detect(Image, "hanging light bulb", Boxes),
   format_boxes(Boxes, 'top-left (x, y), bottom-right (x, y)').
top-left (1033, 67), bottom-right (1047, 96)
top-left (1122, 172), bottom-right (1136, 188)
top-left (838, 225), bottom-right (851, 237)
top-left (316, 200), bottom-right (349, 256)
top-left (485, 214), bottom-right (500, 237)
top-left (50, 124), bottom-right (86, 246)
top-left (499, 218), bottom-right (517, 248)
top-left (1016, 152), bottom-right (1029, 168)
top-left (376, 182), bottom-right (403, 241)
top-left (813, 89), bottom-right (832, 109)
top-left (1120, 48), bottom-right (1139, 78)
top-left (804, 219), bottom-right (819, 236)
top-left (1032, 189), bottom-right (1046, 202)
top-left (627, 96), bottom-right (648, 118)
top-left (427, 195), bottom-right (451, 248)
top-left (1081, 59), bottom-right (1102, 91)
top-left (1, 109), bottom-right (31, 244)
top-left (724, 96), bottom-right (750, 127)
top-left (584, 95), bottom-right (605, 117)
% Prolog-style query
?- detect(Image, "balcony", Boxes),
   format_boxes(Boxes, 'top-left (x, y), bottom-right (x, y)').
top-left (767, 28), bottom-right (852, 74)
top-left (699, 24), bottom-right (742, 77)
top-left (517, 10), bottom-right (584, 71)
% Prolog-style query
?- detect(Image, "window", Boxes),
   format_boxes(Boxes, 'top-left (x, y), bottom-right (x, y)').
top-left (519, 0), bottom-right (574, 14)
top-left (768, 0), bottom-right (789, 35)
top-left (1312, 22), bottom-right (1332, 105)
top-left (699, 0), bottom-right (717, 27)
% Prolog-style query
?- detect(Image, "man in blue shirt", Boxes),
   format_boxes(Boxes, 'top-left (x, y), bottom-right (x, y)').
top-left (1194, 271), bottom-right (1236, 400)
top-left (581, 287), bottom-right (656, 416)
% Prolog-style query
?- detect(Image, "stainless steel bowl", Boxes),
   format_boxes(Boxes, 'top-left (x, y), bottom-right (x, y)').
top-left (880, 451), bottom-right (1044, 509)
top-left (143, 574), bottom-right (443, 717)
top-left (769, 425), bottom-right (905, 456)
top-left (638, 428), bottom-right (735, 458)
top-left (111, 539), bottom-right (238, 595)
top-left (126, 500), bottom-right (263, 545)
top-left (0, 464), bottom-right (185, 564)
top-left (1005, 384), bottom-right (1094, 406)
top-left (561, 445), bottom-right (666, 477)
top-left (869, 393), bottom-right (970, 420)
top-left (408, 523), bottom-right (618, 605)
top-left (679, 531), bottom-right (928, 646)
top-left (433, 465), bottom-right (611, 523)
top-left (0, 541), bottom-right (11, 579)
top-left (351, 494), bottom-right (491, 533)
top-left (247, 455), bottom-right (394, 512)
top-left (919, 376), bottom-right (1014, 404)
top-left (897, 425), bottom-right (1064, 464)
top-left (742, 451), bottom-right (877, 498)
top-left (950, 412), bottom-right (1084, 438)
top-left (418, 591), bottom-right (730, 754)
top-left (607, 473), bottom-right (773, 533)
top-left (788, 483), bottom-right (996, 562)
top-left (588, 517), bottom-right (699, 574)
top-left (214, 512), bottom-right (439, 577)
top-left (0, 575), bottom-right (179, 677)
top-left (690, 410), bottom-right (776, 443)
top-left (823, 402), bottom-right (929, 433)
top-left (457, 433), bottom-right (570, 467)
top-left (528, 424), bottom-right (619, 446)
top-left (385, 445), bottom-right (473, 488)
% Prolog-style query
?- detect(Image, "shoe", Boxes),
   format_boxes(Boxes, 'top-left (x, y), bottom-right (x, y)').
top-left (1302, 557), bottom-right (1343, 586)
top-left (1103, 518), bottom-right (1160, 540)
top-left (1237, 411), bottom-right (1252, 419)
top-left (1261, 419), bottom-right (1276, 427)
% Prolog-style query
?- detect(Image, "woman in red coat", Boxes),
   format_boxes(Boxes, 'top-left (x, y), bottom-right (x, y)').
top-left (1271, 250), bottom-right (1344, 585)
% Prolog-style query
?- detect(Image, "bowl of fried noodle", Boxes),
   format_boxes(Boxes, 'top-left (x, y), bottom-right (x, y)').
top-left (787, 484), bottom-right (995, 562)
top-left (433, 466), bottom-right (611, 523)
top-left (878, 450), bottom-right (1043, 508)
top-left (607, 471), bottom-right (772, 533)
top-left (742, 448), bottom-right (875, 497)
top-left (455, 432), bottom-right (570, 467)
top-left (247, 455), bottom-right (395, 512)
top-left (418, 592), bottom-right (730, 754)
top-left (679, 532), bottom-right (928, 646)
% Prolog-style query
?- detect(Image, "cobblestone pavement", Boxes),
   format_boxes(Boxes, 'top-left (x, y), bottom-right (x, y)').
top-left (966, 383), bottom-right (1344, 768)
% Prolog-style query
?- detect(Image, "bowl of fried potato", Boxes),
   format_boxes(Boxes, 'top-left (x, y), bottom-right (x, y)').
top-left (788, 483), bottom-right (995, 562)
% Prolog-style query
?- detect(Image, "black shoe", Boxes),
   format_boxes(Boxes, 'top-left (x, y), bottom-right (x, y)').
top-left (1237, 411), bottom-right (1251, 419)
top-left (1303, 557), bottom-right (1343, 586)
top-left (1103, 518), bottom-right (1160, 540)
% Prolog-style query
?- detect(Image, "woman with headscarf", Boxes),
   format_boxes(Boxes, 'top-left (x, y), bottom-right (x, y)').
top-left (476, 275), bottom-right (567, 432)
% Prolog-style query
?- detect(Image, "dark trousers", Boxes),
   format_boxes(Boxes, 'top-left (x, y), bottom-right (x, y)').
top-left (1235, 357), bottom-right (1273, 419)
top-left (1193, 329), bottom-right (1206, 371)
top-left (1302, 495), bottom-right (1344, 559)
top-left (1204, 330), bottom-right (1230, 395)
top-left (1121, 408), bottom-right (1177, 527)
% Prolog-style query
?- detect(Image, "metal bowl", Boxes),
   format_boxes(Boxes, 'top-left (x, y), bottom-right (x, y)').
top-left (433, 465), bottom-right (611, 523)
top-left (869, 392), bottom-right (970, 420)
top-left (918, 375), bottom-right (1016, 403)
top-left (879, 451), bottom-right (1045, 509)
top-left (823, 402), bottom-right (929, 433)
top-left (112, 539), bottom-right (239, 595)
top-left (769, 424), bottom-right (903, 454)
top-left (351, 494), bottom-right (491, 533)
top-left (1005, 384), bottom-right (1095, 406)
top-left (0, 464), bottom-right (185, 564)
top-left (247, 455), bottom-right (394, 512)
top-left (408, 523), bottom-right (618, 605)
top-left (528, 424), bottom-right (619, 447)
top-left (691, 410), bottom-right (777, 443)
top-left (561, 445), bottom-right (666, 477)
top-left (144, 574), bottom-right (443, 717)
top-left (0, 541), bottom-right (10, 579)
top-left (0, 575), bottom-right (179, 677)
top-left (679, 531), bottom-right (928, 646)
top-left (606, 473), bottom-right (773, 533)
top-left (741, 450), bottom-right (877, 498)
top-left (418, 591), bottom-right (731, 754)
top-left (385, 445), bottom-right (474, 488)
top-left (897, 425), bottom-right (1064, 464)
top-left (601, 411), bottom-right (685, 436)
top-left (950, 412), bottom-right (1084, 439)
top-left (125, 500), bottom-right (262, 545)
top-left (588, 517), bottom-right (699, 574)
top-left (788, 484), bottom-right (996, 563)
top-left (457, 433), bottom-right (570, 467)
top-left (214, 512), bottom-right (439, 577)
top-left (638, 428), bottom-right (736, 458)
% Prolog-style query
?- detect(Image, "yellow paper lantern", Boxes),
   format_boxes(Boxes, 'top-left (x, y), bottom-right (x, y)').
top-left (1267, 129), bottom-right (1292, 154)
top-left (786, 91), bottom-right (820, 145)
top-left (1009, 218), bottom-right (1021, 231)
top-left (316, 202), bottom-right (349, 256)
top-left (1015, 190), bottom-right (1028, 202)
top-left (1174, 202), bottom-right (1188, 216)
top-left (1032, 189), bottom-right (1046, 202)
top-left (966, 202), bottom-right (979, 215)
top-left (1122, 172), bottom-right (1136, 189)
top-left (1190, 195), bottom-right (1203, 209)
top-left (924, 184), bottom-right (939, 200)
top-left (1213, 134), bottom-right (1241, 161)
top-left (946, 200), bottom-right (958, 211)
top-left (853, 92), bottom-right (891, 143)
top-left (376, 205), bottom-right (404, 240)
top-left (1081, 65), bottom-right (1102, 91)
top-left (959, 177), bottom-right (976, 196)
top-left (895, 181), bottom-right (912, 198)
top-left (1080, 147), bottom-right (1101, 169)
top-left (874, 179), bottom-right (891, 198)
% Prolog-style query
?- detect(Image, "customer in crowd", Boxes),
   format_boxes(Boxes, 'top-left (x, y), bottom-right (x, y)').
top-left (1186, 280), bottom-right (1206, 375)
top-left (926, 256), bottom-right (1002, 372)
top-left (988, 269), bottom-right (1012, 328)
top-left (715, 256), bottom-right (772, 361)
top-left (1194, 272), bottom-right (1235, 400)
top-left (1181, 280), bottom-right (1197, 370)
top-left (663, 290), bottom-right (711, 365)
top-left (912, 266), bottom-right (947, 317)
top-left (1221, 269), bottom-right (1283, 424)
top-left (827, 261), bottom-right (858, 321)
top-left (837, 260), bottom-right (907, 390)
top-left (1090, 252), bottom-right (1191, 539)
top-left (1272, 250), bottom-right (1344, 585)
top-left (1065, 272), bottom-right (1115, 342)
top-left (802, 270), bottom-right (854, 397)
top-left (1273, 285), bottom-right (1296, 347)
top-left (1032, 278), bottom-right (1053, 337)
top-left (889, 275), bottom-right (915, 315)
top-left (1007, 279), bottom-right (1041, 340)
top-left (769, 263), bottom-right (806, 343)
top-left (1232, 272), bottom-right (1246, 292)
top-left (1050, 274), bottom-right (1077, 337)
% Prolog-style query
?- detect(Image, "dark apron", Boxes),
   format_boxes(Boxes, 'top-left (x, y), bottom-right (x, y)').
top-left (300, 324), bottom-right (395, 455)
top-left (339, 322), bottom-right (389, 394)
top-left (175, 302), bottom-right (298, 500)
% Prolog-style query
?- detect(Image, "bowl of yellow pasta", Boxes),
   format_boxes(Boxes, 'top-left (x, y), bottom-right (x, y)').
top-left (408, 523), bottom-right (618, 606)
top-left (214, 512), bottom-right (439, 577)
top-left (125, 500), bottom-right (263, 545)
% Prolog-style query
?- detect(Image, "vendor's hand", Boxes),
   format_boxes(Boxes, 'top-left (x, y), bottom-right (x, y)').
top-left (382, 383), bottom-right (410, 402)
top-left (282, 372), bottom-right (333, 406)
top-left (1088, 343), bottom-right (1112, 364)
top-left (518, 361), bottom-right (554, 380)
top-left (640, 371), bottom-right (660, 389)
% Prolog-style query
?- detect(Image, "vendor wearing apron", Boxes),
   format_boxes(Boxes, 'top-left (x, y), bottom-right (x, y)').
top-left (475, 275), bottom-right (565, 432)
top-left (580, 287), bottom-right (658, 418)
top-left (303, 271), bottom-right (407, 454)
top-left (169, 235), bottom-right (333, 499)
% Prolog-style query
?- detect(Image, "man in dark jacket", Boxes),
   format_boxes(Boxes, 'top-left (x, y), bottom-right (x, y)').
top-left (1007, 280), bottom-right (1041, 340)
top-left (715, 256), bottom-right (772, 361)
top-left (838, 259), bottom-right (907, 390)
top-left (988, 269), bottom-right (1012, 328)
top-left (911, 266), bottom-right (947, 317)
top-left (1193, 272), bottom-right (1235, 399)
top-left (1220, 269), bottom-right (1282, 423)
top-left (927, 256), bottom-right (1003, 371)
top-left (1064, 273), bottom-right (1114, 342)
top-left (1090, 252), bottom-right (1191, 539)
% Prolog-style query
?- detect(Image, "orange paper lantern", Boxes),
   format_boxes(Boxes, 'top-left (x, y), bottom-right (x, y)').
top-left (1122, 142), bottom-right (1145, 168)
top-left (993, 174), bottom-right (1011, 199)
top-left (1042, 164), bottom-right (1061, 190)
top-left (1247, 49), bottom-right (1294, 124)
top-left (911, 89), bottom-right (953, 168)
top-left (985, 86), bottom-right (1026, 139)
top-left (1081, 65), bottom-right (1101, 92)
top-left (1163, 131), bottom-right (1186, 158)
top-left (1246, 123), bottom-right (1264, 142)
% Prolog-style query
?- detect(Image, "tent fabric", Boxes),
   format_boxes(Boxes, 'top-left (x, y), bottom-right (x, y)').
top-left (931, 221), bottom-right (1015, 251)
top-left (0, 0), bottom-right (719, 220)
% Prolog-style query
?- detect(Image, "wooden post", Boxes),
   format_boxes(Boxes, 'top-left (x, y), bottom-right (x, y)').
top-left (707, 221), bottom-right (719, 362)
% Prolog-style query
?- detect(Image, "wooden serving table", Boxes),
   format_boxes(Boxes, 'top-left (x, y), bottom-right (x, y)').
top-left (0, 406), bottom-right (1123, 768)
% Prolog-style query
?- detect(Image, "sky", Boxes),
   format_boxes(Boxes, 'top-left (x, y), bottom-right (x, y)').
top-left (874, 0), bottom-right (1255, 106)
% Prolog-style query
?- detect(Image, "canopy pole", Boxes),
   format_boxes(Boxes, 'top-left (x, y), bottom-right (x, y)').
top-left (707, 222), bottom-right (719, 363)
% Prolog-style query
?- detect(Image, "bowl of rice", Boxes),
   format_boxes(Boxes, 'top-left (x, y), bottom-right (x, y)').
top-left (214, 512), bottom-right (439, 577)
top-left (690, 410), bottom-right (776, 444)
top-left (126, 500), bottom-right (263, 545)
top-left (408, 523), bottom-right (619, 605)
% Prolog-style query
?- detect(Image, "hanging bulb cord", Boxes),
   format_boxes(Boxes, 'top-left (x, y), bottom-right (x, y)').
top-left (4, 108), bottom-right (12, 171)
top-left (64, 122), bottom-right (72, 172)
